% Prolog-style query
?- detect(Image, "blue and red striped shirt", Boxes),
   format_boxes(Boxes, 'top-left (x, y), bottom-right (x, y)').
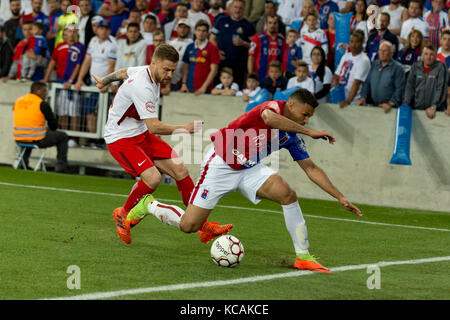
top-left (51, 41), bottom-right (85, 82)
top-left (249, 32), bottom-right (285, 82)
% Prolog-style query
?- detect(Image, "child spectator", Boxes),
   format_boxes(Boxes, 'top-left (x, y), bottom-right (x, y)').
top-left (298, 12), bottom-right (328, 66)
top-left (309, 46), bottom-right (332, 102)
top-left (21, 22), bottom-right (49, 80)
top-left (324, 12), bottom-right (336, 71)
top-left (261, 60), bottom-right (287, 96)
top-left (290, 0), bottom-right (316, 33)
top-left (236, 73), bottom-right (261, 102)
top-left (6, 21), bottom-right (34, 81)
top-left (282, 29), bottom-right (302, 79)
top-left (211, 67), bottom-right (239, 96)
top-left (286, 60), bottom-right (315, 92)
top-left (397, 30), bottom-right (424, 74)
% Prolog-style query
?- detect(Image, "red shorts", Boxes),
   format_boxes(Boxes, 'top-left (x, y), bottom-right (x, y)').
top-left (107, 131), bottom-right (178, 177)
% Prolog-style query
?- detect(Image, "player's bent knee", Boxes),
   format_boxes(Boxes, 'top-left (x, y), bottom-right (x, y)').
top-left (172, 162), bottom-right (189, 180)
top-left (140, 167), bottom-right (162, 189)
top-left (179, 217), bottom-right (200, 233)
top-left (280, 188), bottom-right (298, 205)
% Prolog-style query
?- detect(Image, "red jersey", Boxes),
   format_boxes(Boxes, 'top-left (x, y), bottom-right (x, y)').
top-left (210, 100), bottom-right (285, 170)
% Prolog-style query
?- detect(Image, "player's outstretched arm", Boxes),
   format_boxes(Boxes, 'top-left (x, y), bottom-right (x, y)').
top-left (297, 158), bottom-right (362, 217)
top-left (261, 109), bottom-right (335, 144)
top-left (144, 118), bottom-right (203, 135)
top-left (92, 68), bottom-right (129, 90)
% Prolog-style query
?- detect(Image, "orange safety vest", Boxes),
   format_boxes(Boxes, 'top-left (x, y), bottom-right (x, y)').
top-left (13, 93), bottom-right (47, 142)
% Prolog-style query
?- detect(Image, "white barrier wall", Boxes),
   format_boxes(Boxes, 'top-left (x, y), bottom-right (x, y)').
top-left (0, 83), bottom-right (449, 212)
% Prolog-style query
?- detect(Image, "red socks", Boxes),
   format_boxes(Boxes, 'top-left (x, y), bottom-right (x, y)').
top-left (176, 176), bottom-right (195, 207)
top-left (123, 179), bottom-right (154, 213)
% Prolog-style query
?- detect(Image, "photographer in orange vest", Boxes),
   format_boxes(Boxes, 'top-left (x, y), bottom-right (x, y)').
top-left (13, 82), bottom-right (69, 173)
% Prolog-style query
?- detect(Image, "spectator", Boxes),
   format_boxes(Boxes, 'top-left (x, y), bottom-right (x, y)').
top-left (366, 12), bottom-right (398, 62)
top-left (168, 18), bottom-right (193, 90)
top-left (135, 0), bottom-right (149, 15)
top-left (381, 0), bottom-right (406, 36)
top-left (260, 60), bottom-right (287, 95)
top-left (243, 0), bottom-right (265, 24)
top-left (54, 0), bottom-right (79, 47)
top-left (155, 0), bottom-right (175, 28)
top-left (255, 0), bottom-right (286, 37)
top-left (210, 0), bottom-right (255, 89)
top-left (42, 25), bottom-right (85, 130)
top-left (290, 0), bottom-right (317, 33)
top-left (22, 0), bottom-right (50, 36)
top-left (309, 46), bottom-right (332, 102)
top-left (324, 11), bottom-right (335, 71)
top-left (207, 0), bottom-right (226, 26)
top-left (164, 3), bottom-right (189, 42)
top-left (350, 0), bottom-right (368, 43)
top-left (0, 26), bottom-right (14, 79)
top-left (277, 0), bottom-right (303, 28)
top-left (236, 72), bottom-right (261, 102)
top-left (4, 0), bottom-right (22, 47)
top-left (77, 0), bottom-right (95, 47)
top-left (437, 29), bottom-right (450, 68)
top-left (47, 0), bottom-right (63, 53)
top-left (248, 14), bottom-right (285, 82)
top-left (116, 9), bottom-right (143, 40)
top-left (21, 21), bottom-right (48, 80)
top-left (332, 29), bottom-right (371, 107)
top-left (334, 0), bottom-right (354, 14)
top-left (397, 29), bottom-right (423, 74)
top-left (75, 19), bottom-right (117, 133)
top-left (98, 0), bottom-right (135, 36)
top-left (282, 28), bottom-right (302, 79)
top-left (211, 67), bottom-right (239, 95)
top-left (404, 44), bottom-right (448, 118)
top-left (297, 12), bottom-right (327, 66)
top-left (357, 41), bottom-right (405, 113)
top-left (13, 82), bottom-right (69, 173)
top-left (146, 29), bottom-right (165, 64)
top-left (316, 0), bottom-right (339, 30)
top-left (424, 0), bottom-right (448, 48)
top-left (286, 60), bottom-right (315, 92)
top-left (180, 19), bottom-right (220, 95)
top-left (188, 0), bottom-right (211, 28)
top-left (141, 14), bottom-right (158, 45)
top-left (5, 20), bottom-right (34, 81)
top-left (115, 22), bottom-right (147, 71)
top-left (400, 0), bottom-right (430, 48)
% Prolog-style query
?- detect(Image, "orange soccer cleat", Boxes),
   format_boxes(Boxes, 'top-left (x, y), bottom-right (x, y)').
top-left (198, 221), bottom-right (233, 244)
top-left (293, 254), bottom-right (333, 273)
top-left (112, 207), bottom-right (131, 244)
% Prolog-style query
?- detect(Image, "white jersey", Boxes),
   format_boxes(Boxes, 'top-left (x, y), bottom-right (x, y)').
top-left (381, 5), bottom-right (404, 33)
top-left (104, 66), bottom-right (160, 144)
top-left (400, 17), bottom-right (430, 45)
top-left (286, 76), bottom-right (315, 93)
top-left (297, 28), bottom-right (328, 65)
top-left (277, 0), bottom-right (303, 26)
top-left (169, 37), bottom-right (194, 85)
top-left (87, 36), bottom-right (117, 84)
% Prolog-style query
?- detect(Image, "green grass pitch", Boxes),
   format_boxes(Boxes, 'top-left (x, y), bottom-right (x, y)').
top-left (0, 166), bottom-right (449, 300)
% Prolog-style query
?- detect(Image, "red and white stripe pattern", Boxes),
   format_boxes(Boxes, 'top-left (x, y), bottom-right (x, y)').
top-left (189, 152), bottom-right (216, 205)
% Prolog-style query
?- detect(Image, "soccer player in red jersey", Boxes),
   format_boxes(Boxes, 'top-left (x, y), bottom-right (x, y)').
top-left (127, 89), bottom-right (362, 273)
top-left (93, 44), bottom-right (232, 245)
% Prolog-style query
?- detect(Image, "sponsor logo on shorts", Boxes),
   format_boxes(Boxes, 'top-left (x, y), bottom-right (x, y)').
top-left (201, 189), bottom-right (209, 199)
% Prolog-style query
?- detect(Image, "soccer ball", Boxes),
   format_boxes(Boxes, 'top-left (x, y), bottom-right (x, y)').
top-left (210, 235), bottom-right (244, 267)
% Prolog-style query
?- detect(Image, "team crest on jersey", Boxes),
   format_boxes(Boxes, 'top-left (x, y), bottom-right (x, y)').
top-left (323, 6), bottom-right (330, 14)
top-left (202, 50), bottom-right (208, 56)
top-left (201, 189), bottom-right (209, 199)
top-left (145, 101), bottom-right (156, 113)
top-left (237, 27), bottom-right (243, 34)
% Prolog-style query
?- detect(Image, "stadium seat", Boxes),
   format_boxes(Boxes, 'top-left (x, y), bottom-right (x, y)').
top-left (13, 143), bottom-right (47, 172)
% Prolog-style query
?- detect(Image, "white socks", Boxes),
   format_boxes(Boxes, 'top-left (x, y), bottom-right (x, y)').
top-left (282, 201), bottom-right (310, 255)
top-left (147, 200), bottom-right (185, 229)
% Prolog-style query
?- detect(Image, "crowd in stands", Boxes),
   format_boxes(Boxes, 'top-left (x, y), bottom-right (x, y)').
top-left (1, 0), bottom-right (450, 122)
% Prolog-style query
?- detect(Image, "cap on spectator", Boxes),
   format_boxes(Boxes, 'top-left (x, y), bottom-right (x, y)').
top-left (98, 19), bottom-right (110, 29)
top-left (92, 15), bottom-right (104, 25)
top-left (176, 18), bottom-right (191, 28)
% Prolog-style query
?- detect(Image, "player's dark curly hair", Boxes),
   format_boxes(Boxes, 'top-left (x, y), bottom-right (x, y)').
top-left (289, 88), bottom-right (319, 108)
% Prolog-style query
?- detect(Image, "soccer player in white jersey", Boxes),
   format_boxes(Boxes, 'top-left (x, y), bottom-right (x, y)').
top-left (126, 89), bottom-right (362, 273)
top-left (93, 44), bottom-right (232, 244)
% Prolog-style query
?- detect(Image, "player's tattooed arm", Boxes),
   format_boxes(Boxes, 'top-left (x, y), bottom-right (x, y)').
top-left (92, 68), bottom-right (129, 90)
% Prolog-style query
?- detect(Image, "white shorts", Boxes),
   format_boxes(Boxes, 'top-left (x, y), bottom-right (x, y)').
top-left (56, 89), bottom-right (81, 117)
top-left (189, 148), bottom-right (276, 209)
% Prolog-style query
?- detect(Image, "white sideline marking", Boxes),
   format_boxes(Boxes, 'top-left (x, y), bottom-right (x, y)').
top-left (1, 181), bottom-right (450, 233)
top-left (43, 255), bottom-right (450, 300)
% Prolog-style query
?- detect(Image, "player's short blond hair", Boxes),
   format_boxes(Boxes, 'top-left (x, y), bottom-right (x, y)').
top-left (153, 44), bottom-right (179, 63)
